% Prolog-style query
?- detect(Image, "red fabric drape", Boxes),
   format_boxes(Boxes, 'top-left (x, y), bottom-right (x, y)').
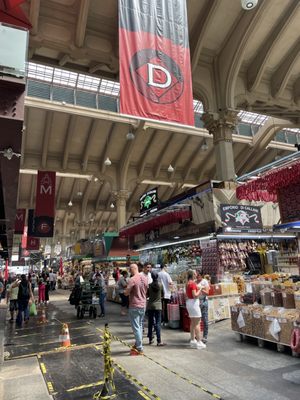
top-left (120, 209), bottom-right (192, 237)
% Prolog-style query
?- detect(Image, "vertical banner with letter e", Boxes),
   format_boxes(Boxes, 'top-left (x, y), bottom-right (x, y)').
top-left (14, 209), bottom-right (26, 234)
top-left (119, 0), bottom-right (194, 126)
top-left (35, 171), bottom-right (56, 237)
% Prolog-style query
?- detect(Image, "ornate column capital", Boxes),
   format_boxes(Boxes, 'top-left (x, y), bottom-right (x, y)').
top-left (113, 190), bottom-right (129, 202)
top-left (202, 109), bottom-right (239, 143)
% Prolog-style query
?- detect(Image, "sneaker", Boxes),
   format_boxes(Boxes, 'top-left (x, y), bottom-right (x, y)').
top-left (202, 338), bottom-right (207, 344)
top-left (190, 340), bottom-right (198, 348)
top-left (196, 341), bottom-right (206, 349)
top-left (157, 342), bottom-right (166, 347)
top-left (130, 348), bottom-right (144, 356)
top-left (149, 339), bottom-right (154, 345)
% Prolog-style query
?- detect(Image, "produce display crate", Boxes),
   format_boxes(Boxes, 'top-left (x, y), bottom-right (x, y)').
top-left (252, 312), bottom-right (264, 338)
top-left (230, 306), bottom-right (239, 332)
top-left (263, 316), bottom-right (279, 342)
top-left (278, 318), bottom-right (294, 345)
top-left (239, 308), bottom-right (253, 336)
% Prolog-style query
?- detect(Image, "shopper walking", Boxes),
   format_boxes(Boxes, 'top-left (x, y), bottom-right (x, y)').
top-left (38, 278), bottom-right (46, 304)
top-left (6, 277), bottom-right (19, 322)
top-left (14, 274), bottom-right (33, 327)
top-left (95, 271), bottom-right (107, 317)
top-left (196, 271), bottom-right (210, 343)
top-left (147, 271), bottom-right (166, 347)
top-left (185, 270), bottom-right (206, 349)
top-left (158, 264), bottom-right (173, 325)
top-left (118, 270), bottom-right (129, 315)
top-left (124, 263), bottom-right (148, 355)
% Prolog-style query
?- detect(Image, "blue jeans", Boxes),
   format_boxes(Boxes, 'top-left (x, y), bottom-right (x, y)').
top-left (128, 307), bottom-right (145, 351)
top-left (200, 298), bottom-right (208, 338)
top-left (148, 309), bottom-right (162, 344)
top-left (99, 292), bottom-right (106, 316)
top-left (16, 300), bottom-right (29, 326)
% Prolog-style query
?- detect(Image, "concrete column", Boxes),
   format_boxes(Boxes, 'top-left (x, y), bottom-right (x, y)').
top-left (115, 190), bottom-right (129, 231)
top-left (202, 109), bottom-right (238, 181)
top-left (79, 223), bottom-right (86, 240)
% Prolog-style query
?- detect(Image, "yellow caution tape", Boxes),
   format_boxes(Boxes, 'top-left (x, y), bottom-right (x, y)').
top-left (67, 380), bottom-right (105, 392)
top-left (40, 363), bottom-right (47, 374)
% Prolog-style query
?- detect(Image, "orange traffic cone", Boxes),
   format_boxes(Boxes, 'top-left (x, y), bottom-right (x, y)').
top-left (59, 323), bottom-right (71, 347)
top-left (38, 308), bottom-right (48, 324)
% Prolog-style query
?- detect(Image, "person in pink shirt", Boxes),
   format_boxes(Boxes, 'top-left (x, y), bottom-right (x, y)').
top-left (124, 263), bottom-right (148, 355)
top-left (38, 278), bottom-right (46, 304)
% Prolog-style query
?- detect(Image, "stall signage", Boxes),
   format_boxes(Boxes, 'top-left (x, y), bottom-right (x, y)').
top-left (220, 204), bottom-right (262, 231)
top-left (139, 188), bottom-right (158, 216)
top-left (145, 229), bottom-right (160, 242)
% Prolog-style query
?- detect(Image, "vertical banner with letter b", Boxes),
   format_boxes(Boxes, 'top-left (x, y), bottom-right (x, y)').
top-left (119, 0), bottom-right (194, 126)
top-left (35, 171), bottom-right (56, 237)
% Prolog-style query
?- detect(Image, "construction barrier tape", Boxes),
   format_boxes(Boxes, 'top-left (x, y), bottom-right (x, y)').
top-left (95, 327), bottom-right (223, 400)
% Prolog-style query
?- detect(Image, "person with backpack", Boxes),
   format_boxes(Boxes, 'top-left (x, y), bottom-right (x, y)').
top-left (13, 274), bottom-right (33, 327)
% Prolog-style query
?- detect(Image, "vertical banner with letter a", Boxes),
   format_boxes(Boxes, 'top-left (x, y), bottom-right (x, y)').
top-left (35, 171), bottom-right (56, 237)
top-left (119, 0), bottom-right (194, 126)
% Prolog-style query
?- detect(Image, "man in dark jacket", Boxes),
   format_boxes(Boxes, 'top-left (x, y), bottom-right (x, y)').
top-left (13, 274), bottom-right (33, 327)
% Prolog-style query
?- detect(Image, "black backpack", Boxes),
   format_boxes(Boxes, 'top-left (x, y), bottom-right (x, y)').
top-left (18, 282), bottom-right (30, 301)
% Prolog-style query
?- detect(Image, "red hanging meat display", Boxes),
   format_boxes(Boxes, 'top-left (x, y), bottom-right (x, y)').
top-left (236, 160), bottom-right (300, 202)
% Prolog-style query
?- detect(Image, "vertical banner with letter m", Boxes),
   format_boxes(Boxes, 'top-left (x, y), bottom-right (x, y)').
top-left (119, 0), bottom-right (194, 126)
top-left (35, 171), bottom-right (56, 237)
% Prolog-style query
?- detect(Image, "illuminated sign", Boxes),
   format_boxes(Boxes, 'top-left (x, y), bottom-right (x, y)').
top-left (139, 188), bottom-right (158, 216)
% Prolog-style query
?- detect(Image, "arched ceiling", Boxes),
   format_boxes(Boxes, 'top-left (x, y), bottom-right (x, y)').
top-left (15, 0), bottom-right (300, 247)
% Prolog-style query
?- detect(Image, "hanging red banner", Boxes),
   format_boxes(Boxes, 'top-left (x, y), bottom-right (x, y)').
top-left (119, 0), bottom-right (194, 126)
top-left (0, 0), bottom-right (32, 29)
top-left (14, 208), bottom-right (26, 234)
top-left (34, 171), bottom-right (56, 237)
top-left (26, 236), bottom-right (40, 251)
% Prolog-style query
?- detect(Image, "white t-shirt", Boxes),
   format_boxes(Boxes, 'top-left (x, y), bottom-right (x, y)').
top-left (197, 278), bottom-right (210, 298)
top-left (158, 270), bottom-right (172, 299)
top-left (139, 271), bottom-right (152, 285)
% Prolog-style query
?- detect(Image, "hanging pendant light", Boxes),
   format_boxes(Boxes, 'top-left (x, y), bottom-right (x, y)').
top-left (104, 157), bottom-right (112, 166)
top-left (168, 164), bottom-right (174, 173)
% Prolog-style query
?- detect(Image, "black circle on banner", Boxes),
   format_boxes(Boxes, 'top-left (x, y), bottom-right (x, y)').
top-left (129, 48), bottom-right (184, 104)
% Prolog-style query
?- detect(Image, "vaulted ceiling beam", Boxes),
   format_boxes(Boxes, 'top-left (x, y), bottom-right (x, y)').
top-left (100, 123), bottom-right (115, 174)
top-left (271, 39), bottom-right (300, 98)
top-left (75, 0), bottom-right (90, 48)
top-left (247, 0), bottom-right (300, 92)
top-left (29, 0), bottom-right (41, 36)
top-left (137, 129), bottom-right (157, 179)
top-left (41, 112), bottom-right (54, 169)
top-left (56, 177), bottom-right (64, 209)
top-left (153, 133), bottom-right (173, 179)
top-left (190, 0), bottom-right (220, 73)
top-left (62, 116), bottom-right (78, 170)
top-left (82, 119), bottom-right (99, 172)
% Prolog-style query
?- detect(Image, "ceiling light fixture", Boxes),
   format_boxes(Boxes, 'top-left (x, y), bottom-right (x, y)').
top-left (110, 202), bottom-right (115, 209)
top-left (168, 164), bottom-right (174, 173)
top-left (77, 191), bottom-right (83, 197)
top-left (126, 131), bottom-right (135, 140)
top-left (104, 157), bottom-right (112, 166)
top-left (20, 169), bottom-right (93, 180)
top-left (201, 139), bottom-right (208, 151)
top-left (94, 177), bottom-right (99, 182)
top-left (68, 200), bottom-right (73, 207)
top-left (141, 179), bottom-right (173, 186)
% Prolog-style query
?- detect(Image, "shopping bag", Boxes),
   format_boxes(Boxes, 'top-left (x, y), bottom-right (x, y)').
top-left (29, 302), bottom-right (37, 316)
top-left (237, 310), bottom-right (245, 328)
top-left (269, 318), bottom-right (281, 341)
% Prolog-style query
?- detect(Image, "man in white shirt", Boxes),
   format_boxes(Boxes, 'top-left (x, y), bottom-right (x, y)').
top-left (158, 264), bottom-right (173, 324)
top-left (140, 263), bottom-right (153, 285)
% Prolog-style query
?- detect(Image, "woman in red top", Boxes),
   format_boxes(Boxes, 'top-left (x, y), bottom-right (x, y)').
top-left (185, 270), bottom-right (206, 349)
